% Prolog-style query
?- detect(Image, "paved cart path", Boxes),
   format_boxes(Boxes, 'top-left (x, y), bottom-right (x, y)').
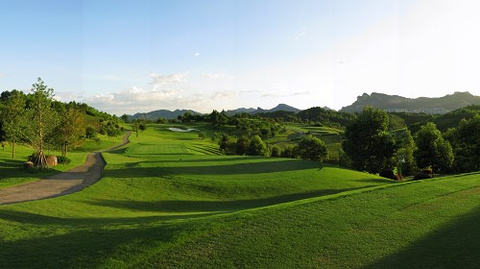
top-left (0, 131), bottom-right (131, 205)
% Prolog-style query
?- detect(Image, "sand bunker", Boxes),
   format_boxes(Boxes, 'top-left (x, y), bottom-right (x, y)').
top-left (168, 127), bottom-right (197, 132)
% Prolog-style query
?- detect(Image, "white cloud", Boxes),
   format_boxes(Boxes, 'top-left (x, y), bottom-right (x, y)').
top-left (149, 73), bottom-right (188, 87)
top-left (201, 73), bottom-right (225, 79)
top-left (293, 32), bottom-right (307, 41)
top-left (194, 52), bottom-right (200, 57)
top-left (211, 90), bottom-right (236, 99)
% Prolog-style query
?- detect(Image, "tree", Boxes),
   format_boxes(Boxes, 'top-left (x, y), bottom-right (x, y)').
top-left (24, 78), bottom-right (59, 168)
top-left (120, 114), bottom-right (129, 122)
top-left (0, 91), bottom-right (27, 158)
top-left (248, 135), bottom-right (268, 156)
top-left (343, 107), bottom-right (395, 173)
top-left (448, 116), bottom-right (480, 172)
top-left (414, 122), bottom-right (453, 173)
top-left (138, 120), bottom-right (147, 132)
top-left (296, 135), bottom-right (328, 162)
top-left (393, 129), bottom-right (417, 176)
top-left (219, 134), bottom-right (237, 155)
top-left (56, 107), bottom-right (85, 157)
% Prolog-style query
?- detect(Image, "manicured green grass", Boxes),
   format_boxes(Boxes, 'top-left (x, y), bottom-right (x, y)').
top-left (0, 123), bottom-right (479, 268)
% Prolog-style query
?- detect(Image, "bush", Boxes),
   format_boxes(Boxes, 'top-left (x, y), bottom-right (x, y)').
top-left (270, 145), bottom-right (281, 157)
top-left (413, 169), bottom-right (434, 180)
top-left (27, 153), bottom-right (39, 162)
top-left (57, 156), bottom-right (71, 164)
top-left (379, 169), bottom-right (396, 180)
top-left (297, 135), bottom-right (328, 162)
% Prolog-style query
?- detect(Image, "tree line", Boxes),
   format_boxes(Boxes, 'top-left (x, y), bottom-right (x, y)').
top-left (0, 78), bottom-right (124, 168)
top-left (342, 106), bottom-right (480, 178)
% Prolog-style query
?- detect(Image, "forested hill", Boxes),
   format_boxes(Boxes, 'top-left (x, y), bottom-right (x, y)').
top-left (340, 91), bottom-right (480, 114)
top-left (128, 109), bottom-right (200, 121)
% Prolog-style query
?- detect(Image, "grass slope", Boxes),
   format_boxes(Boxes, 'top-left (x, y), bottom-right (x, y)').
top-left (0, 124), bottom-right (479, 268)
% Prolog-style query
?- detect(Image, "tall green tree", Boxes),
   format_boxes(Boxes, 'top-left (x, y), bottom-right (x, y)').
top-left (0, 91), bottom-right (27, 158)
top-left (24, 78), bottom-right (59, 168)
top-left (247, 135), bottom-right (268, 156)
top-left (343, 107), bottom-right (395, 173)
top-left (414, 122), bottom-right (453, 173)
top-left (56, 107), bottom-right (85, 157)
top-left (393, 129), bottom-right (417, 176)
top-left (449, 116), bottom-right (480, 172)
top-left (296, 135), bottom-right (328, 162)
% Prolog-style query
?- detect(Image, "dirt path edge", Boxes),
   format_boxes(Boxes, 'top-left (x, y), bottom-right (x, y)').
top-left (0, 131), bottom-right (131, 205)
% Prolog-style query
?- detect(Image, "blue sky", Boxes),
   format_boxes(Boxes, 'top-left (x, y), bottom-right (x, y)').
top-left (1, 0), bottom-right (480, 115)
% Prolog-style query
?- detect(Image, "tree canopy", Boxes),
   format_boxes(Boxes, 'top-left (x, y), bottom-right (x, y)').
top-left (414, 122), bottom-right (453, 173)
top-left (343, 107), bottom-right (395, 173)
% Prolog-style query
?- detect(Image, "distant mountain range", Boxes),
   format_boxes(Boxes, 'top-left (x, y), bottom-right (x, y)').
top-left (225, 103), bottom-right (301, 116)
top-left (127, 91), bottom-right (480, 120)
top-left (127, 104), bottom-right (301, 120)
top-left (340, 91), bottom-right (480, 114)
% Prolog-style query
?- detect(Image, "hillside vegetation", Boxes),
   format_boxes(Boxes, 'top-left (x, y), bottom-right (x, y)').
top-left (1, 124), bottom-right (479, 268)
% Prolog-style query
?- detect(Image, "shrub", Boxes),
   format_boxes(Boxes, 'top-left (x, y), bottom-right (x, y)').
top-left (270, 145), bottom-right (281, 157)
top-left (27, 153), bottom-right (39, 162)
top-left (379, 169), bottom-right (396, 180)
top-left (57, 156), bottom-right (71, 164)
top-left (412, 168), bottom-right (434, 180)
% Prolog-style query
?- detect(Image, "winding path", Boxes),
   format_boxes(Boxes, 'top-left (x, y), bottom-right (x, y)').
top-left (0, 131), bottom-right (131, 205)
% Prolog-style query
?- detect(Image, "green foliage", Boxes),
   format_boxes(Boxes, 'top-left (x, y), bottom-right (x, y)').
top-left (218, 134), bottom-right (237, 155)
top-left (85, 126), bottom-right (97, 139)
top-left (24, 78), bottom-right (59, 168)
top-left (296, 135), bottom-right (328, 162)
top-left (270, 145), bottom-right (281, 157)
top-left (56, 155), bottom-right (71, 164)
top-left (54, 107), bottom-right (85, 157)
top-left (414, 122), bottom-right (453, 173)
top-left (297, 107), bottom-right (356, 129)
top-left (235, 135), bottom-right (250, 155)
top-left (0, 90), bottom-right (27, 158)
top-left (434, 105), bottom-right (480, 131)
top-left (120, 114), bottom-right (129, 122)
top-left (100, 120), bottom-right (124, 137)
top-left (447, 116), bottom-right (480, 172)
top-left (281, 145), bottom-right (298, 158)
top-left (247, 135), bottom-right (268, 156)
top-left (392, 129), bottom-right (417, 176)
top-left (387, 113), bottom-right (407, 130)
top-left (343, 107), bottom-right (395, 173)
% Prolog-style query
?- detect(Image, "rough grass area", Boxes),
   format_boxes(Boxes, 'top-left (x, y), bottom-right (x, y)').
top-left (0, 124), bottom-right (479, 268)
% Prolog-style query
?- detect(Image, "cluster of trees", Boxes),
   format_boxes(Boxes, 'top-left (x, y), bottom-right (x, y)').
top-left (343, 107), bottom-right (456, 176)
top-left (0, 78), bottom-right (123, 168)
top-left (219, 133), bottom-right (328, 162)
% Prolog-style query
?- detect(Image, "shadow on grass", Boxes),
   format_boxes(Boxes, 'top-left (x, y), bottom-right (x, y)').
top-left (365, 205), bottom-right (480, 269)
top-left (104, 159), bottom-right (320, 177)
top-left (86, 187), bottom-right (365, 213)
top-left (0, 209), bottom-right (217, 227)
top-left (0, 215), bottom-right (189, 268)
top-left (0, 158), bottom-right (63, 179)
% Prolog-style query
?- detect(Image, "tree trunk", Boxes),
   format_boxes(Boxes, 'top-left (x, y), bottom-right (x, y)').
top-left (34, 150), bottom-right (48, 169)
top-left (62, 142), bottom-right (68, 157)
top-left (11, 138), bottom-right (15, 159)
